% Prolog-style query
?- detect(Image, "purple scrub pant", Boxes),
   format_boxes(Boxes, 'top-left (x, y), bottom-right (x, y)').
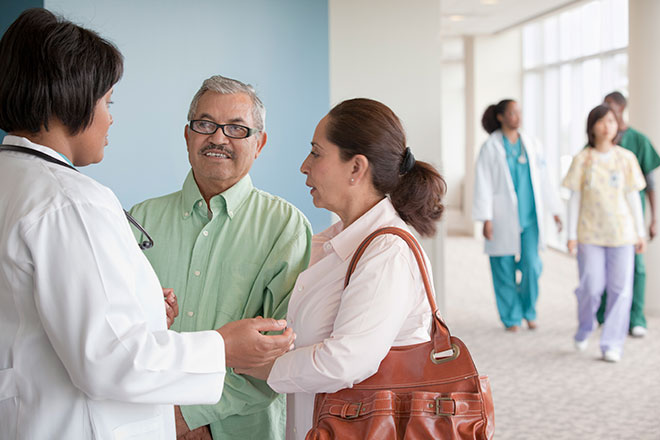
top-left (575, 243), bottom-right (634, 354)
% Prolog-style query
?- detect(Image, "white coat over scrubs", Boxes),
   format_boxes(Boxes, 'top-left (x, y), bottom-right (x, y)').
top-left (472, 129), bottom-right (561, 256)
top-left (0, 136), bottom-right (226, 439)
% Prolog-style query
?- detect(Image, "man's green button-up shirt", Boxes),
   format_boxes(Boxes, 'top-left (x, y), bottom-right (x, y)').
top-left (130, 171), bottom-right (312, 439)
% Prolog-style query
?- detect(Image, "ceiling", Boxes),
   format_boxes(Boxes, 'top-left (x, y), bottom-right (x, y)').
top-left (440, 0), bottom-right (582, 35)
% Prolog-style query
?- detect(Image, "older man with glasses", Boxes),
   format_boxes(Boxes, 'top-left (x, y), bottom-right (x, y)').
top-left (130, 75), bottom-right (312, 440)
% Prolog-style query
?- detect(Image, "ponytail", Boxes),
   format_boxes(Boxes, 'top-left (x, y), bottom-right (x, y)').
top-left (390, 160), bottom-right (446, 237)
top-left (481, 99), bottom-right (514, 134)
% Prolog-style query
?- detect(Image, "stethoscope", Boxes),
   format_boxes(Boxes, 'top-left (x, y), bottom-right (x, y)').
top-left (503, 135), bottom-right (527, 164)
top-left (0, 144), bottom-right (154, 250)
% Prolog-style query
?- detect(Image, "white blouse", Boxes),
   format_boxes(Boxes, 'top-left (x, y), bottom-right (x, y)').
top-left (267, 198), bottom-right (433, 440)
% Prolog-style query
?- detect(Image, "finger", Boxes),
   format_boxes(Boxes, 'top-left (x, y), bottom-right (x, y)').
top-left (251, 318), bottom-right (287, 333)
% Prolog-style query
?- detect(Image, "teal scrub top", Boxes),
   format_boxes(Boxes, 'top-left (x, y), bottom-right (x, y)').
top-left (503, 134), bottom-right (537, 229)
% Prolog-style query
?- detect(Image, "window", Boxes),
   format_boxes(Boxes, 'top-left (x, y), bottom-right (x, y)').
top-left (521, 0), bottom-right (628, 248)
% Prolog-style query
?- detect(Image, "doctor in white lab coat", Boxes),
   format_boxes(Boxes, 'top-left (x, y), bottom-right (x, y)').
top-left (0, 9), bottom-right (292, 439)
top-left (473, 99), bottom-right (562, 331)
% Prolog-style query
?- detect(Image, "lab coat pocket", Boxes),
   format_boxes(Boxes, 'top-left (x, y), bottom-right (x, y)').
top-left (0, 368), bottom-right (18, 437)
top-left (112, 414), bottom-right (163, 440)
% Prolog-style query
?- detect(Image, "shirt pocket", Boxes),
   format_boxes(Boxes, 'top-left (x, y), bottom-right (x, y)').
top-left (214, 262), bottom-right (262, 321)
top-left (112, 414), bottom-right (163, 440)
top-left (0, 368), bottom-right (18, 437)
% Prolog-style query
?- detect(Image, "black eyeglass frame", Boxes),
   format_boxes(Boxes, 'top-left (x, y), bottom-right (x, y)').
top-left (189, 120), bottom-right (260, 139)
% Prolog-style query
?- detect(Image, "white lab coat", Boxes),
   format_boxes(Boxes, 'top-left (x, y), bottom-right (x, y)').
top-left (472, 130), bottom-right (561, 256)
top-left (0, 136), bottom-right (226, 439)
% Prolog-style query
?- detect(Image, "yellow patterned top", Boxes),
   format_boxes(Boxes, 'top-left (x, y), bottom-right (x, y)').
top-left (562, 146), bottom-right (645, 246)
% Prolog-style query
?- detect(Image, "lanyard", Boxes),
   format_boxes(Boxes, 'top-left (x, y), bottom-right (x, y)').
top-left (0, 144), bottom-right (154, 250)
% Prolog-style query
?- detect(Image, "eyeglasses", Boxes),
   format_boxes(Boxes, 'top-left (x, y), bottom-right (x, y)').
top-left (189, 120), bottom-right (259, 139)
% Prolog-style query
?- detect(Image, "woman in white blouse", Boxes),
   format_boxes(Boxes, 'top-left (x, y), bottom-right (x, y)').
top-left (236, 98), bottom-right (447, 439)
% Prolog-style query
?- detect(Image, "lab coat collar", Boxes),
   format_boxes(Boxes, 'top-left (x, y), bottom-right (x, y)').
top-left (327, 197), bottom-right (399, 262)
top-left (2, 135), bottom-right (74, 167)
top-left (181, 170), bottom-right (253, 220)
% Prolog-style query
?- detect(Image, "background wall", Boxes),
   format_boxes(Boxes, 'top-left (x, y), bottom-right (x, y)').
top-left (328, 0), bottom-right (447, 312)
top-left (2, 0), bottom-right (330, 232)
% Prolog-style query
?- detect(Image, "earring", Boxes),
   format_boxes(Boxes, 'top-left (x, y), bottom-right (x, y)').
top-left (350, 178), bottom-right (355, 183)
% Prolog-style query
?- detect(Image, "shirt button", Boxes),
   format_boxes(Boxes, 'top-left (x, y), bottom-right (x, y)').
top-left (198, 201), bottom-right (203, 207)
top-left (202, 230), bottom-right (209, 236)
top-left (228, 210), bottom-right (234, 216)
top-left (194, 270), bottom-right (201, 276)
top-left (297, 285), bottom-right (303, 291)
top-left (184, 211), bottom-right (190, 217)
top-left (187, 311), bottom-right (194, 317)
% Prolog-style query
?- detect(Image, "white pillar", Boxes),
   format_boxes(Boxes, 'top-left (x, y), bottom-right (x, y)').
top-left (629, 0), bottom-right (660, 316)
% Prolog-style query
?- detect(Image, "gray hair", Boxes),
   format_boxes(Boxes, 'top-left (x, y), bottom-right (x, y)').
top-left (187, 75), bottom-right (266, 131)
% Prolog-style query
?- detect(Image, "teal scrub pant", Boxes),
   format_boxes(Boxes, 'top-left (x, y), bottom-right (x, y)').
top-left (489, 223), bottom-right (542, 328)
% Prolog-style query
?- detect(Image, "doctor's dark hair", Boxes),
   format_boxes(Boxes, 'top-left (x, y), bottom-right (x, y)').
top-left (481, 99), bottom-right (515, 134)
top-left (586, 104), bottom-right (616, 147)
top-left (0, 8), bottom-right (123, 134)
top-left (326, 98), bottom-right (446, 236)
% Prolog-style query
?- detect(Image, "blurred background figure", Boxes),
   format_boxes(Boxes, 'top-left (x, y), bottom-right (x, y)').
top-left (596, 91), bottom-right (660, 338)
top-left (473, 99), bottom-right (562, 332)
top-left (563, 104), bottom-right (646, 362)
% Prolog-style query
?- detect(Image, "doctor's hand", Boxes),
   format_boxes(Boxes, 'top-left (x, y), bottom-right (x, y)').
top-left (483, 220), bottom-right (493, 240)
top-left (217, 317), bottom-right (295, 370)
top-left (163, 288), bottom-right (179, 329)
top-left (235, 359), bottom-right (275, 381)
top-left (553, 215), bottom-right (563, 233)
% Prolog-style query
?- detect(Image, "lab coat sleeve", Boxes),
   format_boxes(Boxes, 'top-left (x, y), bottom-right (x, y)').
top-left (267, 237), bottom-right (422, 394)
top-left (24, 201), bottom-right (226, 404)
top-left (473, 143), bottom-right (494, 221)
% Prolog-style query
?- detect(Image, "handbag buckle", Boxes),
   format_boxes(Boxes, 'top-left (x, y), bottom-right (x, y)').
top-left (435, 397), bottom-right (455, 416)
top-left (342, 402), bottom-right (363, 419)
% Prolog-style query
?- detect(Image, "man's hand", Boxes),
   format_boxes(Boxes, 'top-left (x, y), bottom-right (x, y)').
top-left (649, 219), bottom-right (656, 241)
top-left (483, 220), bottom-right (493, 241)
top-left (235, 359), bottom-right (275, 381)
top-left (174, 406), bottom-right (211, 440)
top-left (163, 288), bottom-right (179, 329)
top-left (217, 317), bottom-right (295, 369)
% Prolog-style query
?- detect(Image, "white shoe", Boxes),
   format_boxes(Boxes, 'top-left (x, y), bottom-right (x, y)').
top-left (603, 350), bottom-right (621, 362)
top-left (631, 326), bottom-right (647, 337)
top-left (574, 339), bottom-right (588, 351)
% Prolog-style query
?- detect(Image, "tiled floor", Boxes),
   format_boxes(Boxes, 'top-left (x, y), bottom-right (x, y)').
top-left (444, 235), bottom-right (660, 440)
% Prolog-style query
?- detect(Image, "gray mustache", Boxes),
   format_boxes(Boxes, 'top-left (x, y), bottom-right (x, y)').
top-left (200, 144), bottom-right (233, 158)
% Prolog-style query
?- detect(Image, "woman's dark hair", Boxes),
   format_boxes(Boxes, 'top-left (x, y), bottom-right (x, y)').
top-left (586, 104), bottom-right (615, 147)
top-left (326, 98), bottom-right (446, 236)
top-left (481, 99), bottom-right (515, 134)
top-left (0, 8), bottom-right (123, 134)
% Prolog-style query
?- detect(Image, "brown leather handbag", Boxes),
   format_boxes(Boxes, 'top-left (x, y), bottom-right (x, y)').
top-left (305, 227), bottom-right (494, 440)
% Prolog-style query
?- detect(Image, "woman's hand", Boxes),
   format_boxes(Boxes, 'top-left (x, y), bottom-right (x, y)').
top-left (554, 215), bottom-right (563, 233)
top-left (235, 360), bottom-right (276, 381)
top-left (483, 220), bottom-right (493, 240)
top-left (567, 240), bottom-right (577, 256)
top-left (635, 238), bottom-right (647, 254)
top-left (163, 288), bottom-right (179, 329)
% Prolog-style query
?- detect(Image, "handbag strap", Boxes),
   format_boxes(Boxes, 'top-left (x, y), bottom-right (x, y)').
top-left (343, 227), bottom-right (453, 355)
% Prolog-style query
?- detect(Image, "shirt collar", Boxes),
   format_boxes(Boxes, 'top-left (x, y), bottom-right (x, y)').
top-left (325, 197), bottom-right (400, 261)
top-left (2, 134), bottom-right (74, 166)
top-left (181, 170), bottom-right (253, 220)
